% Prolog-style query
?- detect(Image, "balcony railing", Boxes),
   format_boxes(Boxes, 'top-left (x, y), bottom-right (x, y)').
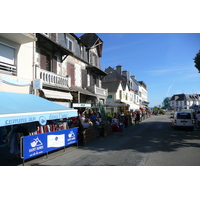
top-left (36, 68), bottom-right (71, 89)
top-left (87, 85), bottom-right (108, 96)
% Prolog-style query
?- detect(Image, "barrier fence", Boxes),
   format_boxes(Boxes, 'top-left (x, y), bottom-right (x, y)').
top-left (20, 127), bottom-right (78, 165)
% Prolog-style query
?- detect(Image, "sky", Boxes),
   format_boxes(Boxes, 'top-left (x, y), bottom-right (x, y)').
top-left (76, 33), bottom-right (200, 107)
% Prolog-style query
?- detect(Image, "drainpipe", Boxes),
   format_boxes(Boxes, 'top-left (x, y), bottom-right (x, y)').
top-left (78, 91), bottom-right (80, 103)
top-left (32, 41), bottom-right (35, 95)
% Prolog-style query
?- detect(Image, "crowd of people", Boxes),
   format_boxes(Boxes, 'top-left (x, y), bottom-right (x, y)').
top-left (68, 109), bottom-right (152, 137)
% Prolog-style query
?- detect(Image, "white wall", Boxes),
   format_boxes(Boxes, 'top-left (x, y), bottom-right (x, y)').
top-left (0, 37), bottom-right (33, 94)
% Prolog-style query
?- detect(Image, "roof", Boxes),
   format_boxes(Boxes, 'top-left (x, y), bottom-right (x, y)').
top-left (102, 81), bottom-right (121, 93)
top-left (103, 67), bottom-right (126, 82)
top-left (103, 67), bottom-right (129, 91)
top-left (70, 86), bottom-right (97, 97)
top-left (0, 92), bottom-right (77, 127)
top-left (170, 94), bottom-right (200, 101)
top-left (79, 33), bottom-right (103, 57)
top-left (86, 65), bottom-right (107, 77)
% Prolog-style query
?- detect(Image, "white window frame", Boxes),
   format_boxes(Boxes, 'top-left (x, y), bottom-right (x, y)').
top-left (66, 36), bottom-right (73, 51)
top-left (0, 42), bottom-right (17, 75)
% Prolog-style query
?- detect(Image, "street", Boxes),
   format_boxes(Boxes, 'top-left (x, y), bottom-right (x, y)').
top-left (21, 113), bottom-right (200, 166)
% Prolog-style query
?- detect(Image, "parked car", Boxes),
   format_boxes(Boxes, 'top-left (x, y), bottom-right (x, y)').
top-left (170, 111), bottom-right (195, 131)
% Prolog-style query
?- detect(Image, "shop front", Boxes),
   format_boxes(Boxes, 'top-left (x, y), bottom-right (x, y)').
top-left (0, 91), bottom-right (78, 165)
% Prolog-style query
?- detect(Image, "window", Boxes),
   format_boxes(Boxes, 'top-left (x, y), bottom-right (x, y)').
top-left (120, 90), bottom-right (122, 99)
top-left (66, 38), bottom-right (73, 51)
top-left (40, 50), bottom-right (51, 71)
top-left (90, 52), bottom-right (98, 67)
top-left (0, 43), bottom-right (16, 75)
top-left (80, 45), bottom-right (84, 59)
top-left (177, 113), bottom-right (191, 119)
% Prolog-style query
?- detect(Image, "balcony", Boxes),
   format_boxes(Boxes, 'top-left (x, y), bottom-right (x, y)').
top-left (0, 33), bottom-right (37, 44)
top-left (87, 85), bottom-right (108, 97)
top-left (36, 68), bottom-right (71, 89)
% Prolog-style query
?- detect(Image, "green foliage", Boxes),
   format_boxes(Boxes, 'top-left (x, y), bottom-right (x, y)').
top-left (98, 101), bottom-right (107, 121)
top-left (194, 50), bottom-right (200, 72)
top-left (159, 109), bottom-right (166, 115)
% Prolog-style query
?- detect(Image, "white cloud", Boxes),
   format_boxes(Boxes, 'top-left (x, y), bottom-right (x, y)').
top-left (146, 66), bottom-right (193, 76)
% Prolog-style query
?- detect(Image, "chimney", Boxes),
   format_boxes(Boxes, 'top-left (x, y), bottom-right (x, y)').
top-left (122, 70), bottom-right (130, 80)
top-left (131, 75), bottom-right (136, 80)
top-left (116, 65), bottom-right (122, 75)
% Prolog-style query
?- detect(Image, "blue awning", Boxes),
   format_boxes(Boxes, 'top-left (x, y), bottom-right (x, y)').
top-left (0, 91), bottom-right (78, 127)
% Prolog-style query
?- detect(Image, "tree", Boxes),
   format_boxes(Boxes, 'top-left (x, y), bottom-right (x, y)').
top-left (194, 50), bottom-right (200, 73)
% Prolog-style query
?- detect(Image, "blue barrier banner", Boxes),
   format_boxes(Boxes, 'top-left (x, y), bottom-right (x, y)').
top-left (23, 128), bottom-right (78, 160)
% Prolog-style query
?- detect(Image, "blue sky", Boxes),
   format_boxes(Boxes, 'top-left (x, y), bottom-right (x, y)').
top-left (76, 33), bottom-right (200, 107)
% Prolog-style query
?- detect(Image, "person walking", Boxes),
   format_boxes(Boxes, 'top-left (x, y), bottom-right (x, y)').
top-left (118, 115), bottom-right (125, 136)
top-left (196, 111), bottom-right (200, 131)
top-left (135, 111), bottom-right (140, 125)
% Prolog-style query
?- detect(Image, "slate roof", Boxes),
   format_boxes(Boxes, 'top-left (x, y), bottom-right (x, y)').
top-left (170, 94), bottom-right (200, 101)
top-left (103, 67), bottom-right (128, 82)
top-left (79, 33), bottom-right (103, 57)
top-left (102, 81), bottom-right (121, 93)
top-left (79, 33), bottom-right (100, 47)
top-left (102, 66), bottom-right (130, 92)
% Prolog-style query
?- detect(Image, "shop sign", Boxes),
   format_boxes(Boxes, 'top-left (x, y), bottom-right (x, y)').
top-left (33, 79), bottom-right (43, 89)
top-left (72, 103), bottom-right (91, 108)
top-left (0, 75), bottom-right (30, 86)
top-left (23, 127), bottom-right (78, 160)
top-left (1, 111), bottom-right (76, 127)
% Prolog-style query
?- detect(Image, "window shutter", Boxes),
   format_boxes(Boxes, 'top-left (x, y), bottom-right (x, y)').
top-left (90, 74), bottom-right (93, 86)
top-left (52, 55), bottom-right (57, 73)
top-left (67, 62), bottom-right (75, 86)
top-left (96, 77), bottom-right (99, 87)
top-left (40, 50), bottom-right (46, 70)
top-left (82, 69), bottom-right (87, 88)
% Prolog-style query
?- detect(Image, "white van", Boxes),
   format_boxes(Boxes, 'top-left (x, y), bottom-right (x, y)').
top-left (171, 111), bottom-right (195, 131)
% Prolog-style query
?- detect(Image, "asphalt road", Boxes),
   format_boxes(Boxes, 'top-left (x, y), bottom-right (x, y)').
top-left (24, 114), bottom-right (200, 166)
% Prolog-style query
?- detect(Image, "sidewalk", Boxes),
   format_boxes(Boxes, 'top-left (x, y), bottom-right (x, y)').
top-left (0, 119), bottom-right (149, 166)
top-left (0, 141), bottom-right (78, 166)
top-left (0, 143), bottom-right (23, 166)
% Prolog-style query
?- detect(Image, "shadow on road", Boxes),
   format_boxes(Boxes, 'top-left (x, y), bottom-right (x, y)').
top-left (80, 116), bottom-right (200, 154)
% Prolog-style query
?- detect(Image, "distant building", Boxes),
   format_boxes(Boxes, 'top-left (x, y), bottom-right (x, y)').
top-left (102, 65), bottom-right (149, 113)
top-left (169, 93), bottom-right (200, 111)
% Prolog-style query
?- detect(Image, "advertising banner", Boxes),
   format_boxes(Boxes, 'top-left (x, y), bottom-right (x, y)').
top-left (23, 128), bottom-right (78, 160)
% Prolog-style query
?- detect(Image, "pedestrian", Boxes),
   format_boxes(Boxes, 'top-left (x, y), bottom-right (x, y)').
top-left (196, 111), bottom-right (200, 131)
top-left (118, 115), bottom-right (125, 136)
top-left (135, 111), bottom-right (140, 125)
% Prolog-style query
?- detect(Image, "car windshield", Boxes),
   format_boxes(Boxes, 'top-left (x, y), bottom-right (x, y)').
top-left (177, 113), bottom-right (191, 119)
